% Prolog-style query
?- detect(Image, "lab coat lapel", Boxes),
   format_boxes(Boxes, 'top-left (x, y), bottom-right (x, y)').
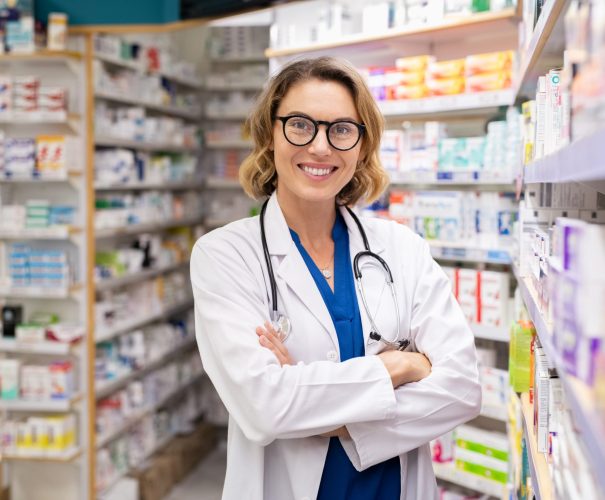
top-left (340, 206), bottom-right (386, 351)
top-left (265, 194), bottom-right (339, 349)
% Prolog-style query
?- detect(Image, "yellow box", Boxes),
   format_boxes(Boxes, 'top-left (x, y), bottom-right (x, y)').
top-left (427, 59), bottom-right (466, 79)
top-left (395, 84), bottom-right (429, 100)
top-left (395, 55), bottom-right (434, 73)
top-left (426, 77), bottom-right (466, 96)
top-left (466, 50), bottom-right (514, 76)
top-left (466, 71), bottom-right (512, 92)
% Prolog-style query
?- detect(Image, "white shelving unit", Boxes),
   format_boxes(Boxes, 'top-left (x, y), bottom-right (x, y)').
top-left (524, 127), bottom-right (605, 183)
top-left (95, 135), bottom-right (201, 153)
top-left (0, 46), bottom-right (92, 500)
top-left (94, 90), bottom-right (201, 120)
top-left (432, 462), bottom-right (507, 499)
top-left (95, 216), bottom-right (203, 239)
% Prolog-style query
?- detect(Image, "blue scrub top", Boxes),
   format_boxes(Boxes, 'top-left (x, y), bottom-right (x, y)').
top-left (290, 211), bottom-right (401, 500)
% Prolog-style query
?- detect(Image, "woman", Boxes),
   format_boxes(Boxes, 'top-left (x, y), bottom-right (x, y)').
top-left (190, 57), bottom-right (481, 500)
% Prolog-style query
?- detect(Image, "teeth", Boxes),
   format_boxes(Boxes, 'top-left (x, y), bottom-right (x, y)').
top-left (301, 165), bottom-right (332, 176)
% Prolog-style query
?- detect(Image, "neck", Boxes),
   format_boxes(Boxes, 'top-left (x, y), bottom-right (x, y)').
top-left (276, 189), bottom-right (337, 247)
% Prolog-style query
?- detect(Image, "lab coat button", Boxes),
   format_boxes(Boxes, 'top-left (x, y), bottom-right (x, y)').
top-left (326, 350), bottom-right (338, 361)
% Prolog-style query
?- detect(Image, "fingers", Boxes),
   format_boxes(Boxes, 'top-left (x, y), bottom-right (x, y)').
top-left (255, 322), bottom-right (292, 366)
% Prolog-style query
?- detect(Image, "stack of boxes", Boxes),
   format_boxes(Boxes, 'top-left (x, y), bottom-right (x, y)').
top-left (366, 50), bottom-right (513, 102)
top-left (387, 190), bottom-right (517, 244)
top-left (465, 50), bottom-right (513, 93)
top-left (550, 218), bottom-right (605, 387)
top-left (2, 243), bottom-right (70, 290)
top-left (0, 358), bottom-right (75, 401)
top-left (431, 426), bottom-right (509, 486)
top-left (455, 425), bottom-right (509, 485)
top-left (0, 414), bottom-right (77, 458)
top-left (0, 76), bottom-right (68, 119)
top-left (442, 266), bottom-right (511, 328)
top-left (0, 200), bottom-right (76, 231)
top-left (0, 133), bottom-right (77, 179)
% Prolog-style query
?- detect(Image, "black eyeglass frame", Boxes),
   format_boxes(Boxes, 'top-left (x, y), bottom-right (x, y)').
top-left (274, 114), bottom-right (366, 151)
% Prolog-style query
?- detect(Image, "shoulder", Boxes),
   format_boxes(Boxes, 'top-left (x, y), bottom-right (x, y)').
top-left (192, 215), bottom-right (261, 266)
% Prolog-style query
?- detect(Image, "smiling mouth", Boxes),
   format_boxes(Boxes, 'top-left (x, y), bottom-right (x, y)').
top-left (298, 164), bottom-right (337, 177)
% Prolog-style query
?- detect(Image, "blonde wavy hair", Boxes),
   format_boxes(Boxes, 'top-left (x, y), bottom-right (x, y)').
top-left (239, 57), bottom-right (389, 206)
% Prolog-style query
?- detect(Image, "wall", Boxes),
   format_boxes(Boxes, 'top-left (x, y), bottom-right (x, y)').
top-left (35, 0), bottom-right (180, 25)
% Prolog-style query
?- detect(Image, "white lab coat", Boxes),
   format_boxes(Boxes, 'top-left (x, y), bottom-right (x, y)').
top-left (190, 193), bottom-right (481, 500)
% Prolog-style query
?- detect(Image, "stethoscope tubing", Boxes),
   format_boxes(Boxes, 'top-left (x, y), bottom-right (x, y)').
top-left (260, 198), bottom-right (405, 349)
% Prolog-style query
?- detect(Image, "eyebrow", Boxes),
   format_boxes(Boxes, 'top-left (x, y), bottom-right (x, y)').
top-left (282, 111), bottom-right (360, 122)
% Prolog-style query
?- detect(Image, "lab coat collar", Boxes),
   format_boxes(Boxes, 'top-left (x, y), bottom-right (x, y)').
top-left (264, 192), bottom-right (387, 256)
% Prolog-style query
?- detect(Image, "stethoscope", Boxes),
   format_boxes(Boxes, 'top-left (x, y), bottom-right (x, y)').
top-left (260, 199), bottom-right (410, 351)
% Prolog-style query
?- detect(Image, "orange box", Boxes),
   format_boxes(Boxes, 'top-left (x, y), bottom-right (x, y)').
top-left (466, 72), bottom-right (512, 93)
top-left (426, 59), bottom-right (466, 79)
top-left (395, 84), bottom-right (429, 100)
top-left (426, 77), bottom-right (466, 96)
top-left (395, 55), bottom-right (434, 73)
top-left (465, 50), bottom-right (514, 76)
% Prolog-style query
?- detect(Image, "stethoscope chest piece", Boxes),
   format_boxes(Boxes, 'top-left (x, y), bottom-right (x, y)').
top-left (273, 314), bottom-right (291, 342)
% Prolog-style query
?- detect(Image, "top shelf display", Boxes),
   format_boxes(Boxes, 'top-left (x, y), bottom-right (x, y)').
top-left (0, 50), bottom-right (82, 63)
top-left (265, 8), bottom-right (518, 58)
top-left (515, 0), bottom-right (569, 99)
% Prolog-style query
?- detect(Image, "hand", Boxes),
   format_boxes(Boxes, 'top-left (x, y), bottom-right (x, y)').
top-left (378, 350), bottom-right (432, 388)
top-left (319, 426), bottom-right (351, 439)
top-left (256, 320), bottom-right (294, 366)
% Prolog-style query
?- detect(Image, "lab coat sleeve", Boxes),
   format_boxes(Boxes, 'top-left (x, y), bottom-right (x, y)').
top-left (340, 237), bottom-right (481, 471)
top-left (190, 237), bottom-right (397, 446)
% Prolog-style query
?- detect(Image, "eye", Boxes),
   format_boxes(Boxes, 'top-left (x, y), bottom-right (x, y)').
top-left (287, 117), bottom-right (313, 133)
top-left (332, 123), bottom-right (355, 136)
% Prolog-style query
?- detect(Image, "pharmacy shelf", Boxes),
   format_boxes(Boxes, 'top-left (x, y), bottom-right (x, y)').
top-left (205, 82), bottom-right (264, 91)
top-left (378, 89), bottom-right (514, 119)
top-left (96, 371), bottom-right (204, 449)
top-left (433, 461), bottom-right (506, 499)
top-left (0, 111), bottom-right (80, 124)
top-left (520, 393), bottom-right (554, 500)
top-left (515, 269), bottom-right (605, 492)
top-left (95, 296), bottom-right (194, 344)
top-left (1, 447), bottom-right (82, 463)
top-left (390, 171), bottom-right (515, 192)
top-left (205, 177), bottom-right (242, 189)
top-left (0, 226), bottom-right (81, 240)
top-left (428, 241), bottom-right (512, 265)
top-left (94, 52), bottom-right (204, 89)
top-left (524, 127), bottom-right (605, 183)
top-left (0, 393), bottom-right (82, 413)
top-left (211, 54), bottom-right (266, 63)
top-left (0, 50), bottom-right (82, 62)
top-left (0, 284), bottom-right (81, 299)
top-left (95, 337), bottom-right (197, 400)
top-left (95, 261), bottom-right (189, 292)
top-left (0, 338), bottom-right (79, 355)
top-left (265, 8), bottom-right (517, 58)
top-left (515, 0), bottom-right (569, 98)
top-left (95, 135), bottom-right (201, 153)
top-left (204, 216), bottom-right (237, 228)
top-left (95, 216), bottom-right (203, 239)
top-left (94, 180), bottom-right (202, 191)
top-left (0, 171), bottom-right (82, 183)
top-left (94, 90), bottom-right (201, 120)
top-left (204, 140), bottom-right (253, 149)
top-left (471, 324), bottom-right (509, 342)
top-left (480, 404), bottom-right (508, 423)
top-left (205, 111), bottom-right (251, 120)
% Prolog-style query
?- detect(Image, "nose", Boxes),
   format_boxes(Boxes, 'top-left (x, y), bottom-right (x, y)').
top-left (308, 125), bottom-right (331, 156)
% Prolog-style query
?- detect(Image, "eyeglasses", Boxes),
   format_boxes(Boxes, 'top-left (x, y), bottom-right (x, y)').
top-left (275, 114), bottom-right (365, 151)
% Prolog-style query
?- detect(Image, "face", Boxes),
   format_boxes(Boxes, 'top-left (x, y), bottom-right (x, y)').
top-left (272, 78), bottom-right (363, 209)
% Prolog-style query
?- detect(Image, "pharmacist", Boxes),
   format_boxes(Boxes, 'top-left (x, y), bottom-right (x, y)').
top-left (191, 57), bottom-right (481, 500)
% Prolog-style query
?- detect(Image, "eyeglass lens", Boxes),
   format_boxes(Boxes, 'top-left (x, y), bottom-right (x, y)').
top-left (283, 116), bottom-right (360, 150)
